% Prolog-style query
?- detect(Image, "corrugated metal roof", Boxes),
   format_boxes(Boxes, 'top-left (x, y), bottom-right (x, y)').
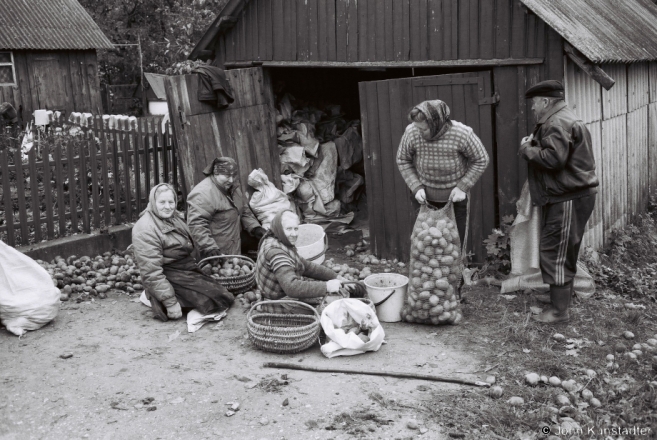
top-left (144, 73), bottom-right (168, 101)
top-left (0, 0), bottom-right (113, 50)
top-left (520, 0), bottom-right (657, 62)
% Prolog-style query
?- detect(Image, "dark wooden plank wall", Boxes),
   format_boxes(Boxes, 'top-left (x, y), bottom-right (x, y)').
top-left (0, 50), bottom-right (103, 124)
top-left (215, 0), bottom-right (551, 63)
top-left (493, 26), bottom-right (564, 218)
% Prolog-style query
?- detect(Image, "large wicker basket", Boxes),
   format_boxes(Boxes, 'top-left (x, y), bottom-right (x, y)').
top-left (247, 300), bottom-right (321, 354)
top-left (198, 254), bottom-right (256, 295)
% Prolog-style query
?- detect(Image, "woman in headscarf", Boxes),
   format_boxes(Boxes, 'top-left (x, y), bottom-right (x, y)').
top-left (187, 157), bottom-right (265, 259)
top-left (255, 210), bottom-right (348, 305)
top-left (132, 183), bottom-right (234, 321)
top-left (396, 100), bottom-right (490, 243)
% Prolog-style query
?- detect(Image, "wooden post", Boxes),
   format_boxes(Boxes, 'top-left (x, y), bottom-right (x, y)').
top-left (14, 147), bottom-right (29, 244)
top-left (66, 139), bottom-right (78, 233)
top-left (28, 147), bottom-right (41, 242)
top-left (1, 148), bottom-right (15, 246)
top-left (42, 142), bottom-right (54, 240)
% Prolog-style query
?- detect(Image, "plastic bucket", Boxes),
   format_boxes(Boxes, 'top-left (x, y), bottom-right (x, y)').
top-left (363, 273), bottom-right (408, 323)
top-left (296, 224), bottom-right (328, 264)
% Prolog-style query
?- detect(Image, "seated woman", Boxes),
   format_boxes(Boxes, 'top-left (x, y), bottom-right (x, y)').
top-left (132, 183), bottom-right (234, 321)
top-left (255, 210), bottom-right (343, 305)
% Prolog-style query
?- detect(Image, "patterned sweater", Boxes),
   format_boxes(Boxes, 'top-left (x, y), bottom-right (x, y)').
top-left (255, 236), bottom-right (337, 302)
top-left (396, 121), bottom-right (489, 202)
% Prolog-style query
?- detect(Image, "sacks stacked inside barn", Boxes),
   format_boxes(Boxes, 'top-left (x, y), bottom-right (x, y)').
top-left (401, 203), bottom-right (464, 325)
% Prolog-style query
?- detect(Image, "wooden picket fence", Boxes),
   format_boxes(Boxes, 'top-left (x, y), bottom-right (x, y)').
top-left (0, 116), bottom-right (181, 247)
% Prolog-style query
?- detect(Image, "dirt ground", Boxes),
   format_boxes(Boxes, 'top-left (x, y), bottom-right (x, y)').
top-left (4, 224), bottom-right (657, 440)
top-left (0, 229), bottom-right (500, 440)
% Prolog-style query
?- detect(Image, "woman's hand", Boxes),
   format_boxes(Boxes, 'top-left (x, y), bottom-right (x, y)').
top-left (166, 303), bottom-right (183, 319)
top-left (415, 189), bottom-right (427, 204)
top-left (450, 187), bottom-right (466, 203)
top-left (326, 279), bottom-right (342, 293)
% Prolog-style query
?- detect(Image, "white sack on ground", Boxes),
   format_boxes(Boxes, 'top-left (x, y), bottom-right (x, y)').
top-left (248, 169), bottom-right (295, 229)
top-left (0, 241), bottom-right (60, 336)
top-left (280, 145), bottom-right (312, 175)
top-left (281, 174), bottom-right (301, 194)
top-left (500, 182), bottom-right (595, 299)
top-left (320, 298), bottom-right (385, 358)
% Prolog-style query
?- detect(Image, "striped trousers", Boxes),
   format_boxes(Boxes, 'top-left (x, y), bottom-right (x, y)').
top-left (540, 194), bottom-right (596, 286)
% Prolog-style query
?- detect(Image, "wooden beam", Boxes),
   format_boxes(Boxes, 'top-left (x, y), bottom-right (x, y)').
top-left (224, 58), bottom-right (545, 69)
top-left (564, 43), bottom-right (615, 90)
top-left (188, 0), bottom-right (249, 60)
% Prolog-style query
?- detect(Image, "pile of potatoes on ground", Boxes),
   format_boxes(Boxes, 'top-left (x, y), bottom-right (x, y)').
top-left (37, 249), bottom-right (141, 302)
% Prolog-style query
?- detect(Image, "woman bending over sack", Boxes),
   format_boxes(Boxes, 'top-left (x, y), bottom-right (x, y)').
top-left (132, 183), bottom-right (234, 321)
top-left (255, 210), bottom-right (365, 306)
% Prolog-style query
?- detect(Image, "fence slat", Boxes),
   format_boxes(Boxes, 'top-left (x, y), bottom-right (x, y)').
top-left (79, 139), bottom-right (90, 233)
top-left (90, 121), bottom-right (100, 229)
top-left (1, 148), bottom-right (15, 246)
top-left (121, 133), bottom-right (133, 222)
top-left (152, 125), bottom-right (160, 186)
top-left (157, 120), bottom-right (168, 184)
top-left (99, 128), bottom-right (111, 226)
top-left (14, 148), bottom-right (29, 245)
top-left (66, 138), bottom-right (78, 233)
top-left (42, 143), bottom-right (54, 239)
top-left (169, 123), bottom-right (178, 191)
top-left (28, 147), bottom-right (41, 242)
top-left (142, 120), bottom-right (152, 198)
top-left (53, 140), bottom-right (66, 236)
top-left (135, 121), bottom-right (143, 215)
top-left (112, 134), bottom-right (121, 225)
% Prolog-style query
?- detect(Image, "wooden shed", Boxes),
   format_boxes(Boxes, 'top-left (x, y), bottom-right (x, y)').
top-left (0, 0), bottom-right (113, 123)
top-left (185, 0), bottom-right (657, 261)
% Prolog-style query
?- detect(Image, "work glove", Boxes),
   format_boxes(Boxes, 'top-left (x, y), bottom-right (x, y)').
top-left (449, 187), bottom-right (467, 203)
top-left (251, 226), bottom-right (266, 240)
top-left (166, 303), bottom-right (183, 320)
top-left (414, 188), bottom-right (427, 204)
top-left (201, 248), bottom-right (222, 260)
top-left (326, 279), bottom-right (342, 293)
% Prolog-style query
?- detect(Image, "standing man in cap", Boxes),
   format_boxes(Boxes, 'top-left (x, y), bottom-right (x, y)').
top-left (187, 157), bottom-right (266, 259)
top-left (520, 80), bottom-right (599, 324)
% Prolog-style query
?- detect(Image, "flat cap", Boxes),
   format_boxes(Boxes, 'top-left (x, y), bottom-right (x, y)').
top-left (525, 80), bottom-right (564, 99)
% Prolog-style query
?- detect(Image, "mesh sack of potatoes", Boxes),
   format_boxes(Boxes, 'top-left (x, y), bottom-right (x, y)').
top-left (400, 203), bottom-right (464, 325)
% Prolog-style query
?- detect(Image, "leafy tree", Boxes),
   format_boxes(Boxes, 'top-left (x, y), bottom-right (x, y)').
top-left (79, 0), bottom-right (229, 85)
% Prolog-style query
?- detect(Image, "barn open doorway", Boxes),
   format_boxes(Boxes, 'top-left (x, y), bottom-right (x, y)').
top-left (267, 67), bottom-right (496, 261)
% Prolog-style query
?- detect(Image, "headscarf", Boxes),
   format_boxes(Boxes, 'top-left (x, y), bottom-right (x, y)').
top-left (202, 157), bottom-right (238, 177)
top-left (144, 183), bottom-right (184, 227)
top-left (260, 210), bottom-right (297, 249)
top-left (409, 100), bottom-right (452, 140)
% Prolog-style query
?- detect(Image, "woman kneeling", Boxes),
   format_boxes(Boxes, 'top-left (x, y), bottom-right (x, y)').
top-left (132, 183), bottom-right (234, 321)
top-left (255, 210), bottom-right (343, 305)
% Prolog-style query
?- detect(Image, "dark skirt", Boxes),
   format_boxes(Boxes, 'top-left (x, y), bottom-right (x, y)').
top-left (162, 257), bottom-right (234, 315)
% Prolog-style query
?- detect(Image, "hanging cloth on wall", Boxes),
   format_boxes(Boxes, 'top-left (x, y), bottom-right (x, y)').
top-left (191, 65), bottom-right (235, 109)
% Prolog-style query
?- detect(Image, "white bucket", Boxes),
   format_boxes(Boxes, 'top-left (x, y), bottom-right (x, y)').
top-left (363, 273), bottom-right (408, 323)
top-left (296, 224), bottom-right (327, 264)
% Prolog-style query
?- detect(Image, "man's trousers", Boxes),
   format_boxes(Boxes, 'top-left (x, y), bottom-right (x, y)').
top-left (540, 194), bottom-right (596, 286)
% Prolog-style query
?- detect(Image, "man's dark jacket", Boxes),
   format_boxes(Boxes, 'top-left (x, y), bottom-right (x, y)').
top-left (521, 101), bottom-right (599, 206)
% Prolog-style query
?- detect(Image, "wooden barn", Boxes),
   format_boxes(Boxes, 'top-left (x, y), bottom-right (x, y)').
top-left (182, 0), bottom-right (657, 262)
top-left (0, 0), bottom-right (113, 123)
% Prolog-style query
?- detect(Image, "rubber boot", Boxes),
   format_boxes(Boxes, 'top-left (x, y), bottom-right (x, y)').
top-left (534, 293), bottom-right (552, 305)
top-left (532, 281), bottom-right (572, 324)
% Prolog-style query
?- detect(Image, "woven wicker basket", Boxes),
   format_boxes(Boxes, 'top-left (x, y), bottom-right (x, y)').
top-left (247, 300), bottom-right (321, 354)
top-left (198, 254), bottom-right (256, 295)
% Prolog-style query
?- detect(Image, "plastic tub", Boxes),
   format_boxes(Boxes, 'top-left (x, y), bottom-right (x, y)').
top-left (296, 224), bottom-right (328, 264)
